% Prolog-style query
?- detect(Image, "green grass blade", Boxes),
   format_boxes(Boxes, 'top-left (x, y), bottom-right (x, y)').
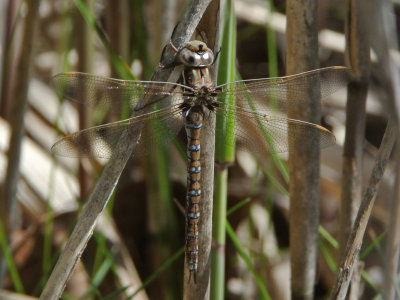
top-left (233, 70), bottom-right (289, 182)
top-left (265, 0), bottom-right (278, 78)
top-left (129, 247), bottom-right (184, 298)
top-left (360, 232), bottom-right (385, 260)
top-left (42, 161), bottom-right (56, 281)
top-left (318, 225), bottom-right (339, 249)
top-left (319, 238), bottom-right (337, 273)
top-left (226, 221), bottom-right (271, 300)
top-left (0, 219), bottom-right (24, 293)
top-left (83, 231), bottom-right (130, 298)
top-left (72, 0), bottom-right (134, 80)
top-left (227, 197), bottom-right (251, 216)
top-left (103, 286), bottom-right (129, 300)
top-left (260, 166), bottom-right (289, 196)
top-left (146, 116), bottom-right (180, 299)
top-left (92, 256), bottom-right (113, 287)
top-left (361, 269), bottom-right (380, 293)
top-left (318, 226), bottom-right (338, 273)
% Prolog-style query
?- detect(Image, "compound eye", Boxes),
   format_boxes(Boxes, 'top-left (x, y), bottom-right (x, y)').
top-left (179, 49), bottom-right (202, 66)
top-left (178, 41), bottom-right (215, 67)
top-left (189, 53), bottom-right (202, 65)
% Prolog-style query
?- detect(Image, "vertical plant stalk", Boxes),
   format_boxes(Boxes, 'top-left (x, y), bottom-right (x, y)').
top-left (0, 0), bottom-right (17, 118)
top-left (286, 0), bottom-right (319, 299)
top-left (106, 0), bottom-right (130, 75)
top-left (386, 141), bottom-right (400, 300)
top-left (145, 0), bottom-right (171, 66)
top-left (340, 0), bottom-right (370, 255)
top-left (329, 119), bottom-right (396, 300)
top-left (355, 2), bottom-right (400, 299)
top-left (183, 1), bottom-right (220, 298)
top-left (265, 0), bottom-right (278, 78)
top-left (144, 1), bottom-right (179, 298)
top-left (40, 1), bottom-right (212, 299)
top-left (0, 0), bottom-right (40, 285)
top-left (76, 0), bottom-right (94, 199)
top-left (363, 1), bottom-right (400, 126)
top-left (210, 0), bottom-right (235, 299)
top-left (162, 0), bottom-right (177, 46)
top-left (339, 1), bottom-right (370, 298)
top-left (73, 0), bottom-right (133, 80)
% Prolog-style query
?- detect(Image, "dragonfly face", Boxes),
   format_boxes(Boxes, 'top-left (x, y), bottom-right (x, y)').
top-left (51, 40), bottom-right (350, 282)
top-left (177, 40), bottom-right (214, 67)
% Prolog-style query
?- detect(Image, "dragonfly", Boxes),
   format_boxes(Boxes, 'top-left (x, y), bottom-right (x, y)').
top-left (51, 40), bottom-right (350, 282)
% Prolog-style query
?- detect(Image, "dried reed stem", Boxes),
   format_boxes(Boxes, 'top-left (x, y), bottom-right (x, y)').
top-left (330, 119), bottom-right (396, 300)
top-left (339, 0), bottom-right (370, 298)
top-left (0, 0), bottom-right (40, 285)
top-left (286, 0), bottom-right (320, 298)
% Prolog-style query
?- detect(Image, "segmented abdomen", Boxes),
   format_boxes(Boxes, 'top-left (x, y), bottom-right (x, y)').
top-left (184, 108), bottom-right (203, 282)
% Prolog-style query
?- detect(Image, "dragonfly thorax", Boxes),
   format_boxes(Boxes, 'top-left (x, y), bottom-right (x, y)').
top-left (181, 86), bottom-right (219, 117)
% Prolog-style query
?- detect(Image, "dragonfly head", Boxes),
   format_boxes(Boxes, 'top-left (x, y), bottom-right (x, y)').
top-left (178, 40), bottom-right (214, 68)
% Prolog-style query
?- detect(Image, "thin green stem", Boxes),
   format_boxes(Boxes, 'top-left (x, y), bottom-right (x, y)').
top-left (211, 0), bottom-right (236, 298)
top-left (129, 248), bottom-right (184, 298)
top-left (0, 219), bottom-right (23, 292)
top-left (265, 0), bottom-right (278, 78)
top-left (211, 170), bottom-right (228, 300)
top-left (73, 0), bottom-right (134, 80)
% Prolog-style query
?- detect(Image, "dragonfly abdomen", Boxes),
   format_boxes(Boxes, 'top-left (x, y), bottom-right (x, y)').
top-left (184, 107), bottom-right (204, 281)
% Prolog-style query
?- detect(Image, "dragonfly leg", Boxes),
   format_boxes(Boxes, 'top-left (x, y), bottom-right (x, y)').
top-left (189, 270), bottom-right (197, 283)
top-left (158, 41), bottom-right (181, 69)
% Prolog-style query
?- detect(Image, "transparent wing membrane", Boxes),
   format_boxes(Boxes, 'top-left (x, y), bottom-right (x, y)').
top-left (214, 106), bottom-right (335, 156)
top-left (216, 66), bottom-right (350, 115)
top-left (212, 66), bottom-right (348, 155)
top-left (52, 66), bottom-right (348, 159)
top-left (52, 72), bottom-right (191, 113)
top-left (51, 104), bottom-right (184, 158)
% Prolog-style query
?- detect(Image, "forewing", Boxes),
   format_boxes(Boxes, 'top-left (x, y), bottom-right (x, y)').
top-left (216, 66), bottom-right (350, 115)
top-left (51, 72), bottom-right (191, 114)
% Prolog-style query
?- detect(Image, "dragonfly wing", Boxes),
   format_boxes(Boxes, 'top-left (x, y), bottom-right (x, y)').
top-left (216, 66), bottom-right (350, 115)
top-left (51, 104), bottom-right (184, 158)
top-left (215, 107), bottom-right (336, 156)
top-left (51, 72), bottom-right (191, 114)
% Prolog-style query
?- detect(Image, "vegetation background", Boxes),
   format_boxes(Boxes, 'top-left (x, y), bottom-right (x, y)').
top-left (0, 0), bottom-right (397, 299)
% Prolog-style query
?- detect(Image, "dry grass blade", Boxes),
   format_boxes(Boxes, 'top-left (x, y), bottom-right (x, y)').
top-left (358, 2), bottom-right (400, 298)
top-left (329, 119), bottom-right (396, 300)
top-left (339, 0), bottom-right (370, 298)
top-left (76, 0), bottom-right (94, 199)
top-left (385, 141), bottom-right (400, 299)
top-left (0, 0), bottom-right (40, 286)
